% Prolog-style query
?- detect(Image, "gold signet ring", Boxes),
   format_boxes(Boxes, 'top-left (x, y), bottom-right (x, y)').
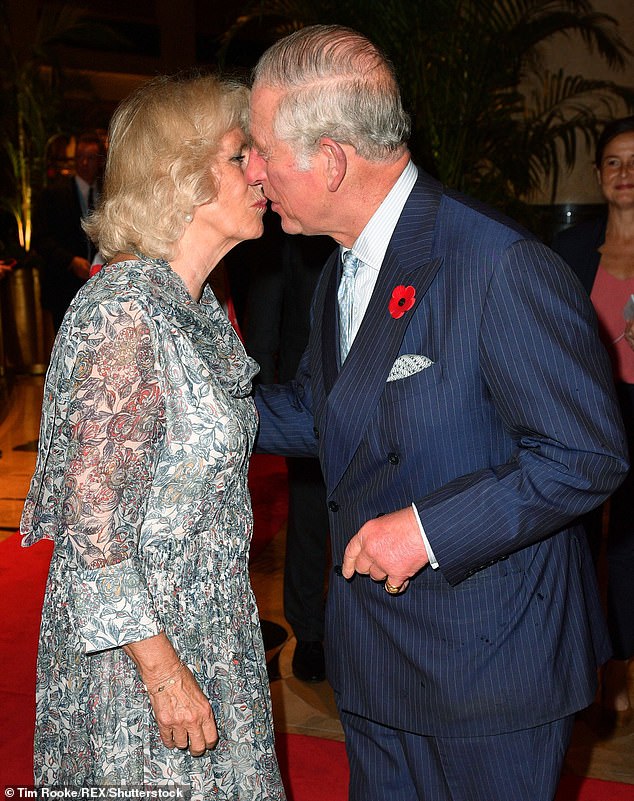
top-left (384, 580), bottom-right (403, 595)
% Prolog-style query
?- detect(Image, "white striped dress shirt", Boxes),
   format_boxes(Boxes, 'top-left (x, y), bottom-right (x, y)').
top-left (341, 159), bottom-right (418, 344)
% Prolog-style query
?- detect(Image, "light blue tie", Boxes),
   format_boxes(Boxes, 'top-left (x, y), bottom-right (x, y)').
top-left (338, 250), bottom-right (360, 362)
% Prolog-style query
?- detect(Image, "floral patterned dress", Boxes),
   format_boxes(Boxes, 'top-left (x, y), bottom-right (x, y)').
top-left (20, 256), bottom-right (286, 800)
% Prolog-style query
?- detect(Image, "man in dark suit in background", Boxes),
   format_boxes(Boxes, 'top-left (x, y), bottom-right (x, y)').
top-left (245, 24), bottom-right (629, 801)
top-left (33, 131), bottom-right (104, 329)
top-left (245, 221), bottom-right (335, 681)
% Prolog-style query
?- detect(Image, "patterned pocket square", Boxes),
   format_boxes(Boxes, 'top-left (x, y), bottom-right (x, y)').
top-left (387, 354), bottom-right (434, 382)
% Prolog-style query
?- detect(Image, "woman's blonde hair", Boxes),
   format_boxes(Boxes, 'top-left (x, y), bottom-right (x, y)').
top-left (85, 72), bottom-right (249, 261)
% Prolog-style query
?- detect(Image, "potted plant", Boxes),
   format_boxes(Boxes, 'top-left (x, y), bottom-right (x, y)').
top-left (0, 5), bottom-right (110, 373)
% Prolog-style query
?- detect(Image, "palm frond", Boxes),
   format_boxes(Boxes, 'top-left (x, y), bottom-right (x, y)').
top-left (223, 0), bottom-right (634, 217)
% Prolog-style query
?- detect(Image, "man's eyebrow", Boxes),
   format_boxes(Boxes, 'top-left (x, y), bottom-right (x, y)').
top-left (248, 135), bottom-right (270, 158)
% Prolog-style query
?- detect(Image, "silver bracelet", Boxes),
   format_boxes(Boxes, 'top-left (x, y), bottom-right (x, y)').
top-left (143, 661), bottom-right (185, 696)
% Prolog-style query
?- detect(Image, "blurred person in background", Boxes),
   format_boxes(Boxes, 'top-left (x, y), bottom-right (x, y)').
top-left (553, 115), bottom-right (634, 729)
top-left (33, 131), bottom-right (105, 330)
top-left (245, 223), bottom-right (335, 681)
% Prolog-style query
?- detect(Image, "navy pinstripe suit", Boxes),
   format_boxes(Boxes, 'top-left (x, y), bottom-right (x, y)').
top-left (255, 170), bottom-right (628, 770)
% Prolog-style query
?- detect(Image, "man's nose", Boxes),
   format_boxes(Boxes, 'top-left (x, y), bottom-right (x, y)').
top-left (245, 149), bottom-right (266, 184)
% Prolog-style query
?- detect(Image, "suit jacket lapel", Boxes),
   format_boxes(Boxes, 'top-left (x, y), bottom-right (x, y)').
top-left (319, 172), bottom-right (445, 493)
top-left (320, 251), bottom-right (341, 395)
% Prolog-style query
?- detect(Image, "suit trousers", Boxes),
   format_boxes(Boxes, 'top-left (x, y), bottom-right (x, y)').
top-left (340, 708), bottom-right (575, 801)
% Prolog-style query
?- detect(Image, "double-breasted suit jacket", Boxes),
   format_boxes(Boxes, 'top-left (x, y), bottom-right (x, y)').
top-left (255, 170), bottom-right (628, 737)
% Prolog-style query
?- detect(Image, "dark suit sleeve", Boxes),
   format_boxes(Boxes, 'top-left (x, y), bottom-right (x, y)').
top-left (254, 238), bottom-right (334, 457)
top-left (416, 239), bottom-right (628, 585)
top-left (255, 347), bottom-right (319, 458)
top-left (255, 271), bottom-right (325, 458)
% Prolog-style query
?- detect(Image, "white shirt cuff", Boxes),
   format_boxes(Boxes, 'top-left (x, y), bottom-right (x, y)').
top-left (411, 503), bottom-right (439, 569)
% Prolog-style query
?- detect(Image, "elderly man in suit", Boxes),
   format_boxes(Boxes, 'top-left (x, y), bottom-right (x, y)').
top-left (245, 24), bottom-right (629, 801)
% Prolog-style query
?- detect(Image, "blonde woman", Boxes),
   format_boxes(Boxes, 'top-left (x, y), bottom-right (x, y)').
top-left (21, 73), bottom-right (283, 799)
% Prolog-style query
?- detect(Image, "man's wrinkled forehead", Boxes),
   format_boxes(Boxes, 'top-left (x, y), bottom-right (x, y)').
top-left (250, 84), bottom-right (284, 125)
top-left (248, 84), bottom-right (282, 151)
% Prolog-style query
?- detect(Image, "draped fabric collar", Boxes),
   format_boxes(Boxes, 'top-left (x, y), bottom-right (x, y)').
top-left (92, 255), bottom-right (258, 398)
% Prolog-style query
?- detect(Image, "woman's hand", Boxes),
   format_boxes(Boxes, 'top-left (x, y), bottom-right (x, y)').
top-left (147, 663), bottom-right (218, 755)
top-left (124, 632), bottom-right (218, 756)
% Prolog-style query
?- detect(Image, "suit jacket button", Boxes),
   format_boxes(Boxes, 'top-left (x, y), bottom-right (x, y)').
top-left (313, 427), bottom-right (320, 439)
top-left (328, 501), bottom-right (339, 512)
top-left (388, 452), bottom-right (400, 465)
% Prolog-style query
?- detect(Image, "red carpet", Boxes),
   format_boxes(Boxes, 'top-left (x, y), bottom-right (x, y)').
top-left (1, 456), bottom-right (633, 799)
top-left (0, 533), bottom-right (51, 786)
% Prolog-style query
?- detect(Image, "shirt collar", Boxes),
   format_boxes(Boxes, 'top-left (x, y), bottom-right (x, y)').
top-left (341, 160), bottom-right (418, 271)
top-left (75, 174), bottom-right (91, 196)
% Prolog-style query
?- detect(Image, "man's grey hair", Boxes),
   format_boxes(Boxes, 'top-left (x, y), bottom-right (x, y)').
top-left (252, 24), bottom-right (411, 168)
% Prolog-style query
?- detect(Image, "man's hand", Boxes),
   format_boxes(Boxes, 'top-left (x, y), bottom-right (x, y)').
top-left (341, 506), bottom-right (429, 592)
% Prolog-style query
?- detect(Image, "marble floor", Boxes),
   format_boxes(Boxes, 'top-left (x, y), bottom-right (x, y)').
top-left (1, 374), bottom-right (632, 786)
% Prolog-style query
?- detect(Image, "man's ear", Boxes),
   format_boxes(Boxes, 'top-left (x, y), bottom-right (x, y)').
top-left (319, 137), bottom-right (347, 192)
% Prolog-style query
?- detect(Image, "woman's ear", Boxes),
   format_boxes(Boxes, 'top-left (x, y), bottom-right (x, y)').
top-left (319, 137), bottom-right (347, 192)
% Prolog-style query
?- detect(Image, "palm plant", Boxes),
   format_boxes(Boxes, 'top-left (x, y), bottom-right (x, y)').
top-left (222, 0), bottom-right (634, 214)
top-left (1, 6), bottom-right (55, 252)
top-left (0, 5), bottom-right (108, 253)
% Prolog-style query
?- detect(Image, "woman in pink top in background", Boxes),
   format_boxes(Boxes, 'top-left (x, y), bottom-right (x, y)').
top-left (553, 116), bottom-right (634, 729)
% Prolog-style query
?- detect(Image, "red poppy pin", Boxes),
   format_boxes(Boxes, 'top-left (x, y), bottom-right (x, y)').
top-left (388, 285), bottom-right (416, 319)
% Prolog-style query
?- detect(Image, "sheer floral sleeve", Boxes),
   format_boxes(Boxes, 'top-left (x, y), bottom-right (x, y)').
top-left (60, 298), bottom-right (166, 652)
